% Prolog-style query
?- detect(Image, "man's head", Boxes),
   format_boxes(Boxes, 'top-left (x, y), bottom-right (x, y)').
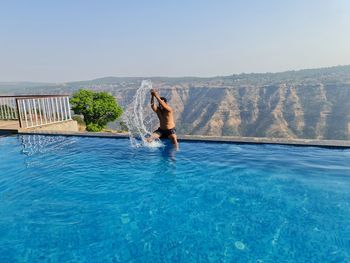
top-left (158, 97), bottom-right (167, 109)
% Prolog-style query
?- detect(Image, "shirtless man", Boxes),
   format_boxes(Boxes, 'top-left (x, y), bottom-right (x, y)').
top-left (149, 89), bottom-right (179, 148)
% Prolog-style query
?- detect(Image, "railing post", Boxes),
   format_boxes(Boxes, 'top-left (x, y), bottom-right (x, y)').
top-left (37, 98), bottom-right (43, 126)
top-left (55, 97), bottom-right (58, 122)
top-left (33, 99), bottom-right (38, 126)
top-left (62, 97), bottom-right (67, 120)
top-left (22, 99), bottom-right (28, 128)
top-left (53, 97), bottom-right (57, 122)
top-left (0, 99), bottom-right (4, 119)
top-left (0, 100), bottom-right (3, 119)
top-left (7, 98), bottom-right (11, 119)
top-left (47, 98), bottom-right (52, 123)
top-left (8, 98), bottom-right (12, 119)
top-left (50, 98), bottom-right (53, 122)
top-left (55, 97), bottom-right (60, 121)
top-left (59, 97), bottom-right (64, 121)
top-left (67, 97), bottom-right (72, 119)
top-left (11, 98), bottom-right (15, 119)
top-left (4, 98), bottom-right (9, 119)
top-left (13, 99), bottom-right (18, 119)
top-left (15, 99), bottom-right (22, 128)
top-left (28, 100), bottom-right (34, 127)
top-left (3, 100), bottom-right (5, 119)
top-left (9, 98), bottom-right (12, 119)
top-left (42, 98), bottom-right (48, 125)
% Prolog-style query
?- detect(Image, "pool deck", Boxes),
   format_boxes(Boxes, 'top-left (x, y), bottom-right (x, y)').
top-left (0, 120), bottom-right (19, 132)
top-left (11, 130), bottom-right (350, 148)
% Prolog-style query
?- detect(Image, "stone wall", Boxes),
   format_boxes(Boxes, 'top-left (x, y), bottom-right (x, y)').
top-left (21, 120), bottom-right (79, 132)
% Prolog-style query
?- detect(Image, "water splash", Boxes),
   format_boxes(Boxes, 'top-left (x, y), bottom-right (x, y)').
top-left (124, 80), bottom-right (163, 148)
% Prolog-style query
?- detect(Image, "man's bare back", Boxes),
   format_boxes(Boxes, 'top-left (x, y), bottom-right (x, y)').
top-left (149, 89), bottom-right (179, 147)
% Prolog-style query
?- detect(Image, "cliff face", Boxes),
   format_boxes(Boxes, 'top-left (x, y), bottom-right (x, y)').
top-left (2, 65), bottom-right (350, 140)
top-left (112, 82), bottom-right (350, 140)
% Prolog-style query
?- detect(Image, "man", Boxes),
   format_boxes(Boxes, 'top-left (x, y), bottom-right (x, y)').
top-left (149, 89), bottom-right (179, 148)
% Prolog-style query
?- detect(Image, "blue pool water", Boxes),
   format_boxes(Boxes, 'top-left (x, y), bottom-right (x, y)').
top-left (0, 135), bottom-right (350, 262)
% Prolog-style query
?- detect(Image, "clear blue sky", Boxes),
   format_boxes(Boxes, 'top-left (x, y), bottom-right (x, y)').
top-left (1, 0), bottom-right (349, 82)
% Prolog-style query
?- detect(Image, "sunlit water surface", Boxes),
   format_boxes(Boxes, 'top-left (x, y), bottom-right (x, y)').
top-left (0, 135), bottom-right (350, 262)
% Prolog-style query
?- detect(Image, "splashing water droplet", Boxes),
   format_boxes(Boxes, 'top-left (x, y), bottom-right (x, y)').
top-left (123, 80), bottom-right (163, 148)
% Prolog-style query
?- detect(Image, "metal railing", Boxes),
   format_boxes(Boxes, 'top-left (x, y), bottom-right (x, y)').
top-left (0, 95), bottom-right (72, 128)
top-left (0, 97), bottom-right (18, 120)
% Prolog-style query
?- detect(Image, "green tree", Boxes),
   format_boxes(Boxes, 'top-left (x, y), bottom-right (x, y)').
top-left (70, 89), bottom-right (123, 132)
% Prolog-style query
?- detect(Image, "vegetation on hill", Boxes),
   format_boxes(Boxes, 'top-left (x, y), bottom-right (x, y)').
top-left (1, 65), bottom-right (350, 139)
top-left (70, 89), bottom-right (123, 132)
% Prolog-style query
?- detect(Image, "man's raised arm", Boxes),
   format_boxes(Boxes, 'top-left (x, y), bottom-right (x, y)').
top-left (150, 93), bottom-right (158, 112)
top-left (152, 90), bottom-right (172, 112)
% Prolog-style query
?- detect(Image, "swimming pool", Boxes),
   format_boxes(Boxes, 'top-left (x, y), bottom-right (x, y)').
top-left (0, 135), bottom-right (350, 262)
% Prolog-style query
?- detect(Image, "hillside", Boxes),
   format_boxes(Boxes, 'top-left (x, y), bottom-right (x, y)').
top-left (1, 65), bottom-right (350, 140)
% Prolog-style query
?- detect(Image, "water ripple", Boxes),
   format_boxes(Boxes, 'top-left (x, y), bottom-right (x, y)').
top-left (0, 135), bottom-right (349, 262)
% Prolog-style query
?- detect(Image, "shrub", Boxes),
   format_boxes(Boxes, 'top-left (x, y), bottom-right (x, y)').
top-left (86, 123), bottom-right (103, 132)
top-left (70, 90), bottom-right (123, 132)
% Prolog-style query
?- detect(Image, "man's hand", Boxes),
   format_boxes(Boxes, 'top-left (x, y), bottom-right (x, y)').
top-left (150, 89), bottom-right (158, 96)
top-left (150, 89), bottom-right (157, 112)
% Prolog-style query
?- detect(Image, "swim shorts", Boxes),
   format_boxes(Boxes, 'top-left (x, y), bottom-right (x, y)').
top-left (153, 127), bottom-right (176, 139)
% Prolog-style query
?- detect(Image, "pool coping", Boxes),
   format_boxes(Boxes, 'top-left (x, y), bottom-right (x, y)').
top-left (11, 130), bottom-right (350, 149)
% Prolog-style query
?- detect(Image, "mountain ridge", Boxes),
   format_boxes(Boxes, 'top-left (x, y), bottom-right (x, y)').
top-left (1, 65), bottom-right (349, 140)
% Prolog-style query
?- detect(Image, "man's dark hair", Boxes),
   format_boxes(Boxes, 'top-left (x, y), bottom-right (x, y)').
top-left (160, 97), bottom-right (167, 103)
